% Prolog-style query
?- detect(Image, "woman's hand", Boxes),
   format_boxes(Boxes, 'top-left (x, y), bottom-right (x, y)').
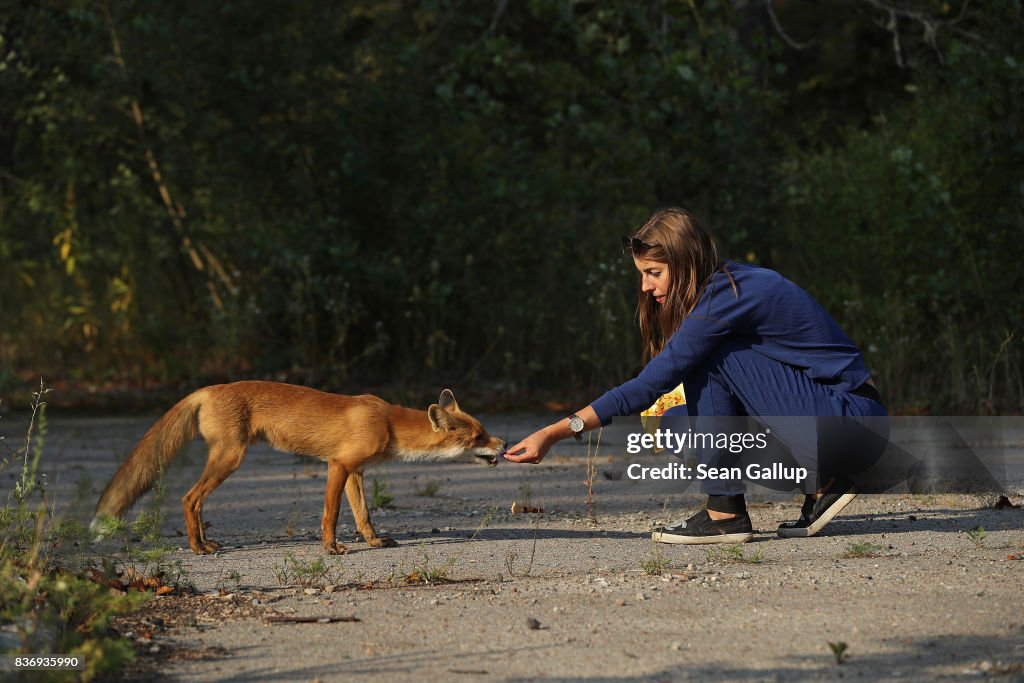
top-left (503, 428), bottom-right (556, 464)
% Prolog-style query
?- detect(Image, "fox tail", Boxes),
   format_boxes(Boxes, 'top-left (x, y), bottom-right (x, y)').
top-left (90, 389), bottom-right (207, 535)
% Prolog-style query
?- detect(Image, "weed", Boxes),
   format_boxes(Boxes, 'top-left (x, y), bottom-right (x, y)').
top-left (0, 382), bottom-right (141, 680)
top-left (371, 478), bottom-right (394, 510)
top-left (215, 569), bottom-right (243, 593)
top-left (843, 542), bottom-right (885, 558)
top-left (94, 507), bottom-right (193, 594)
top-left (406, 546), bottom-right (457, 584)
top-left (517, 483), bottom-right (533, 509)
top-left (131, 510), bottom-right (162, 544)
top-left (641, 546), bottom-right (671, 575)
top-left (413, 479), bottom-right (441, 497)
top-left (468, 505), bottom-right (500, 541)
top-left (503, 549), bottom-right (519, 577)
top-left (273, 553), bottom-right (346, 587)
top-left (707, 543), bottom-right (764, 564)
top-left (828, 641), bottom-right (850, 664)
top-left (504, 514), bottom-right (541, 578)
top-left (284, 509), bottom-right (300, 538)
top-left (584, 428), bottom-right (603, 521)
top-left (967, 526), bottom-right (988, 547)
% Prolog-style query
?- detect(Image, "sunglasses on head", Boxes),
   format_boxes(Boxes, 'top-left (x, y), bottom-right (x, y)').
top-left (621, 235), bottom-right (657, 256)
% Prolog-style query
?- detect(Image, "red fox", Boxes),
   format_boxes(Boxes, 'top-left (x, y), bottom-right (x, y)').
top-left (90, 381), bottom-right (505, 555)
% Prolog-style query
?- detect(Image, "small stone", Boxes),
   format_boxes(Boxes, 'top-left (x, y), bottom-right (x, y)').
top-left (671, 642), bottom-right (682, 651)
top-left (636, 592), bottom-right (648, 601)
top-left (303, 588), bottom-right (318, 595)
top-left (526, 617), bottom-right (542, 630)
top-left (431, 528), bottom-right (440, 534)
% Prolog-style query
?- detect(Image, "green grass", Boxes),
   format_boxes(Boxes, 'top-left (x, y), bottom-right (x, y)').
top-left (967, 526), bottom-right (988, 547)
top-left (707, 543), bottom-right (764, 564)
top-left (0, 382), bottom-right (143, 680)
top-left (640, 546), bottom-right (671, 575)
top-left (828, 641), bottom-right (850, 664)
top-left (413, 479), bottom-right (441, 497)
top-left (843, 541), bottom-right (885, 558)
top-left (407, 547), bottom-right (457, 584)
top-left (370, 478), bottom-right (394, 509)
top-left (272, 553), bottom-right (346, 587)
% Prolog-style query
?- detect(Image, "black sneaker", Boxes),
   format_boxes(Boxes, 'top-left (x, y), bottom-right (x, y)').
top-left (652, 509), bottom-right (753, 545)
top-left (777, 477), bottom-right (857, 538)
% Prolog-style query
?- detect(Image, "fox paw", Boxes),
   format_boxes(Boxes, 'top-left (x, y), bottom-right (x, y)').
top-left (324, 542), bottom-right (348, 555)
top-left (191, 540), bottom-right (222, 555)
top-left (368, 536), bottom-right (398, 548)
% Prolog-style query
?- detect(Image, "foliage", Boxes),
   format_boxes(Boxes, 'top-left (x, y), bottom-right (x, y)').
top-left (370, 477), bottom-right (393, 510)
top-left (640, 545), bottom-right (670, 575)
top-left (843, 541), bottom-right (885, 558)
top-left (777, 4), bottom-right (1024, 412)
top-left (272, 553), bottom-right (346, 588)
top-left (1, 385), bottom-right (141, 681)
top-left (0, 1), bottom-right (1020, 412)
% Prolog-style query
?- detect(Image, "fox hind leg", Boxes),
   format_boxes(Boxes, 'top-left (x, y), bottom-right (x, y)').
top-left (345, 471), bottom-right (397, 549)
top-left (182, 440), bottom-right (246, 554)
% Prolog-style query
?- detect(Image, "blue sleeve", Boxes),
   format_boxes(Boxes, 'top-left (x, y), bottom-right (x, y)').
top-left (590, 278), bottom-right (754, 424)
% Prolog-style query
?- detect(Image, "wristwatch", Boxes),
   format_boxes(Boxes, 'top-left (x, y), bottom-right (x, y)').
top-left (568, 414), bottom-right (585, 442)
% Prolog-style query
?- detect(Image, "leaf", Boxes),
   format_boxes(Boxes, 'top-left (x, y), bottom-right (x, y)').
top-left (676, 65), bottom-right (695, 82)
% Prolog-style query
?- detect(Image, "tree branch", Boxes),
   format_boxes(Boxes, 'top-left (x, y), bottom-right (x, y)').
top-left (100, 1), bottom-right (232, 308)
top-left (856, 0), bottom-right (983, 66)
top-left (764, 0), bottom-right (818, 50)
top-left (485, 0), bottom-right (509, 38)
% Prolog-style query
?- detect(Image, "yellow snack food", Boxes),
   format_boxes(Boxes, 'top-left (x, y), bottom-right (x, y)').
top-left (640, 384), bottom-right (686, 453)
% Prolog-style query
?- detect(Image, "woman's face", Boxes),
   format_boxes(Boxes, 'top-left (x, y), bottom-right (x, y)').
top-left (633, 256), bottom-right (671, 305)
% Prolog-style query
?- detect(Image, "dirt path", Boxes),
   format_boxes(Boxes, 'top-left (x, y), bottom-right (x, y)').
top-left (4, 414), bottom-right (1024, 681)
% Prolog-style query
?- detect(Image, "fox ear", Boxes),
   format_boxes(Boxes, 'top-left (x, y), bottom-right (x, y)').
top-left (427, 404), bottom-right (450, 432)
top-left (438, 389), bottom-right (460, 413)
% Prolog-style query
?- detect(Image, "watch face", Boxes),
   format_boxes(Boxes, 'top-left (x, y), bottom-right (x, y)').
top-left (569, 415), bottom-right (584, 433)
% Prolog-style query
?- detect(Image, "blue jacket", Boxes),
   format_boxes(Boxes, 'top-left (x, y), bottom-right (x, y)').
top-left (591, 262), bottom-right (871, 425)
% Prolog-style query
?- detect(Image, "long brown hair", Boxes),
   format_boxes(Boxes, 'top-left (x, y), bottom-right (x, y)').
top-left (626, 208), bottom-right (734, 363)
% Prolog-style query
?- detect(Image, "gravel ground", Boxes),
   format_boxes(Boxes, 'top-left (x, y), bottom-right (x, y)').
top-left (3, 413), bottom-right (1024, 682)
